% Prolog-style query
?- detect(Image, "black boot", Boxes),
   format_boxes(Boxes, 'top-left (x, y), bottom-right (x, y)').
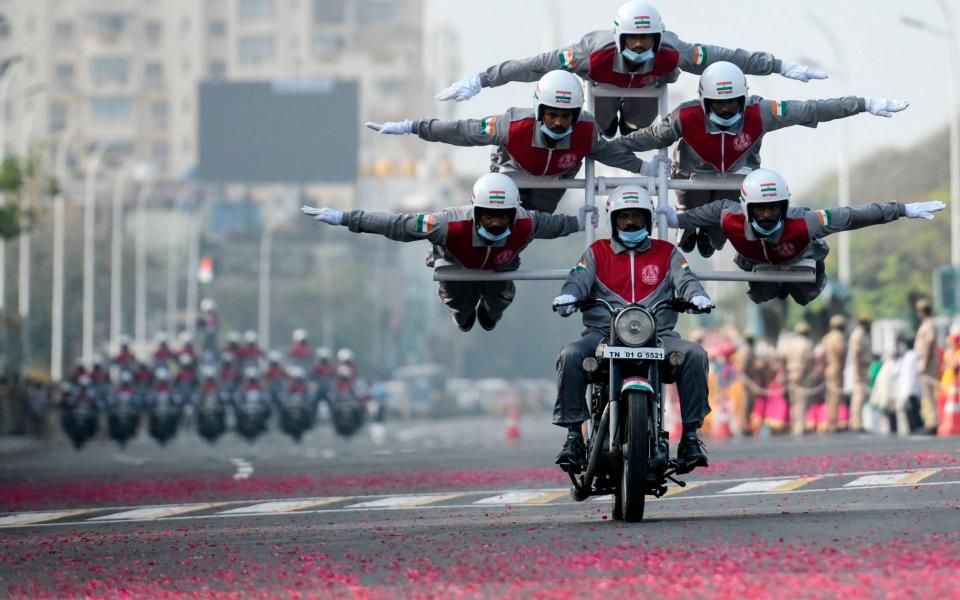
top-left (696, 230), bottom-right (715, 258)
top-left (450, 310), bottom-right (476, 332)
top-left (476, 301), bottom-right (497, 331)
top-left (676, 431), bottom-right (708, 474)
top-left (555, 429), bottom-right (587, 473)
top-left (678, 228), bottom-right (698, 253)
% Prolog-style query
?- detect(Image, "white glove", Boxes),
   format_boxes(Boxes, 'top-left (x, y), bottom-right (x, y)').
top-left (864, 98), bottom-right (909, 118)
top-left (656, 204), bottom-right (679, 228)
top-left (577, 206), bottom-right (599, 231)
top-left (778, 61), bottom-right (828, 83)
top-left (553, 294), bottom-right (578, 317)
top-left (904, 200), bottom-right (946, 220)
top-left (300, 205), bottom-right (343, 226)
top-left (364, 120), bottom-right (414, 135)
top-left (690, 295), bottom-right (714, 311)
top-left (434, 73), bottom-right (483, 102)
top-left (639, 154), bottom-right (672, 177)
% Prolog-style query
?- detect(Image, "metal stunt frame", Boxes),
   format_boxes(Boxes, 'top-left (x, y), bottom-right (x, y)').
top-left (433, 82), bottom-right (815, 285)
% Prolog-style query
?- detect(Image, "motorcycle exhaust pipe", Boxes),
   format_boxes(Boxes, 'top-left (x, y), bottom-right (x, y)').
top-left (582, 403), bottom-right (610, 492)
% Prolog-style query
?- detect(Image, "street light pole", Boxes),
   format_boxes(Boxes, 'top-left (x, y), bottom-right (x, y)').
top-left (133, 172), bottom-right (155, 356)
top-left (82, 143), bottom-right (113, 363)
top-left (16, 95), bottom-right (42, 369)
top-left (50, 123), bottom-right (78, 381)
top-left (166, 185), bottom-right (193, 338)
top-left (258, 223), bottom-right (276, 352)
top-left (901, 5), bottom-right (960, 298)
top-left (109, 162), bottom-right (131, 350)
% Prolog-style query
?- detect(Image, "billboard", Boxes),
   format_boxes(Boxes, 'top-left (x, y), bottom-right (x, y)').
top-left (197, 80), bottom-right (358, 184)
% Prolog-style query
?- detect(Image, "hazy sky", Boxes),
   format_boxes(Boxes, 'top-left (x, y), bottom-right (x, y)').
top-left (425, 0), bottom-right (955, 198)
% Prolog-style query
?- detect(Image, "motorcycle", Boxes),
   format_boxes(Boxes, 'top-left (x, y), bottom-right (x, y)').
top-left (557, 297), bottom-right (709, 522)
top-left (60, 382), bottom-right (99, 449)
top-left (234, 386), bottom-right (270, 442)
top-left (278, 388), bottom-right (312, 442)
top-left (195, 387), bottom-right (228, 443)
top-left (147, 385), bottom-right (182, 445)
top-left (107, 385), bottom-right (141, 447)
top-left (329, 377), bottom-right (365, 438)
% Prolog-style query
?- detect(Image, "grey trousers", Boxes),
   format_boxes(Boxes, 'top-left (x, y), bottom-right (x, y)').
top-left (438, 280), bottom-right (516, 325)
top-left (674, 171), bottom-right (742, 250)
top-left (594, 97), bottom-right (661, 136)
top-left (553, 329), bottom-right (711, 428)
top-left (746, 260), bottom-right (827, 306)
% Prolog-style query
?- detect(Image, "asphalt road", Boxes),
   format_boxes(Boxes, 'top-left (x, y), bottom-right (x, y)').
top-left (1, 415), bottom-right (958, 598)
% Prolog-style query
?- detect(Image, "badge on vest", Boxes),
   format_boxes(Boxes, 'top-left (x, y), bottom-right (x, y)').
top-left (493, 251), bottom-right (514, 266)
top-left (557, 153), bottom-right (579, 170)
top-left (640, 264), bottom-right (661, 285)
top-left (732, 133), bottom-right (754, 152)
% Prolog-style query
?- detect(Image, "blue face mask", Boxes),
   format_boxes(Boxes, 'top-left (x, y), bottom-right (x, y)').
top-left (478, 225), bottom-right (511, 242)
top-left (750, 219), bottom-right (783, 237)
top-left (617, 228), bottom-right (649, 246)
top-left (621, 47), bottom-right (655, 63)
top-left (708, 110), bottom-right (743, 127)
top-left (539, 123), bottom-right (572, 140)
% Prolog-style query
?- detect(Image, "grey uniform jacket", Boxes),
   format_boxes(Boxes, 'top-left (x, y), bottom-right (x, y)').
top-left (342, 204), bottom-right (579, 272)
top-left (618, 96), bottom-right (866, 174)
top-left (479, 30), bottom-right (781, 88)
top-left (676, 199), bottom-right (907, 270)
top-left (561, 236), bottom-right (706, 334)
top-left (412, 108), bottom-right (643, 175)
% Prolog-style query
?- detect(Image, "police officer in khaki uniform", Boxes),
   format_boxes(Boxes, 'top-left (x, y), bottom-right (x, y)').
top-left (914, 298), bottom-right (940, 431)
top-left (822, 315), bottom-right (848, 432)
top-left (848, 314), bottom-right (873, 432)
top-left (783, 322), bottom-right (815, 435)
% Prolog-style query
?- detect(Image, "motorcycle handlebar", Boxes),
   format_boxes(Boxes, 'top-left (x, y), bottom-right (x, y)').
top-left (552, 297), bottom-right (711, 315)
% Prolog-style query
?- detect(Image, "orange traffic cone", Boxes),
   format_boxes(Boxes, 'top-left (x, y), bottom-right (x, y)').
top-left (711, 395), bottom-right (733, 440)
top-left (938, 383), bottom-right (960, 437)
top-left (505, 406), bottom-right (521, 440)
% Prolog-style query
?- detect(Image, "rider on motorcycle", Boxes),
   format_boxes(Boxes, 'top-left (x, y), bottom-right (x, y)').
top-left (175, 354), bottom-right (199, 400)
top-left (287, 366), bottom-right (309, 396)
top-left (289, 329), bottom-right (311, 367)
top-left (219, 352), bottom-right (241, 393)
top-left (552, 186), bottom-right (714, 473)
top-left (113, 336), bottom-right (137, 372)
top-left (154, 333), bottom-right (176, 369)
top-left (200, 366), bottom-right (219, 396)
top-left (239, 331), bottom-right (262, 369)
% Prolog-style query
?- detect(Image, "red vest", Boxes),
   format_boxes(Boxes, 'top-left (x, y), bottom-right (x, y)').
top-left (506, 119), bottom-right (593, 176)
top-left (721, 212), bottom-right (811, 265)
top-left (678, 103), bottom-right (764, 174)
top-left (592, 239), bottom-right (674, 303)
top-left (587, 46), bottom-right (680, 88)
top-left (445, 218), bottom-right (534, 270)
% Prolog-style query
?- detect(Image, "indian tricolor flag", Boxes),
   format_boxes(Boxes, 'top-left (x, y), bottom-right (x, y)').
top-left (622, 191), bottom-right (640, 203)
top-left (558, 49), bottom-right (577, 69)
top-left (692, 45), bottom-right (708, 66)
top-left (555, 90), bottom-right (573, 104)
top-left (761, 182), bottom-right (779, 197)
top-left (634, 15), bottom-right (651, 27)
top-left (573, 257), bottom-right (588, 272)
top-left (716, 80), bottom-right (734, 95)
top-left (416, 213), bottom-right (435, 234)
top-left (488, 190), bottom-right (507, 204)
top-left (816, 209), bottom-right (832, 226)
top-left (480, 116), bottom-right (497, 135)
top-left (771, 101), bottom-right (788, 116)
top-left (679, 258), bottom-right (690, 272)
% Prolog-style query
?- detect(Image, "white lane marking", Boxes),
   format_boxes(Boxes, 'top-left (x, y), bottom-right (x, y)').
top-left (719, 477), bottom-right (820, 494)
top-left (219, 498), bottom-right (345, 514)
top-left (844, 470), bottom-right (939, 488)
top-left (7, 479), bottom-right (960, 529)
top-left (230, 458), bottom-right (254, 480)
top-left (112, 454), bottom-right (148, 466)
top-left (0, 510), bottom-right (93, 527)
top-left (347, 494), bottom-right (465, 509)
top-left (90, 503), bottom-right (223, 521)
top-left (473, 492), bottom-right (546, 505)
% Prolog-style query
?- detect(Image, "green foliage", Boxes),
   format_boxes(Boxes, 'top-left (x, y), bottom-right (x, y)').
top-left (0, 205), bottom-right (21, 238)
top-left (0, 155), bottom-right (22, 193)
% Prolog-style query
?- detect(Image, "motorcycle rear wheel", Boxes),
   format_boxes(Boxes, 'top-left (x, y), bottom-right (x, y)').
top-left (620, 391), bottom-right (649, 522)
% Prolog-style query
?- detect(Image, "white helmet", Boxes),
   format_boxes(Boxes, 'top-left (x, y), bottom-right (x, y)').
top-left (613, 1), bottom-right (665, 53)
top-left (739, 168), bottom-right (790, 220)
top-left (471, 173), bottom-right (519, 211)
top-left (243, 330), bottom-right (258, 344)
top-left (155, 332), bottom-right (168, 345)
top-left (268, 350), bottom-right (283, 363)
top-left (315, 347), bottom-right (332, 361)
top-left (201, 365), bottom-right (217, 379)
top-left (155, 368), bottom-right (171, 382)
top-left (178, 331), bottom-right (193, 345)
top-left (605, 185), bottom-right (655, 234)
top-left (292, 328), bottom-right (307, 343)
top-left (287, 366), bottom-right (305, 379)
top-left (533, 70), bottom-right (584, 122)
top-left (200, 298), bottom-right (216, 312)
top-left (336, 348), bottom-right (355, 363)
top-left (699, 61), bottom-right (748, 114)
top-left (226, 331), bottom-right (240, 344)
top-left (243, 366), bottom-right (258, 380)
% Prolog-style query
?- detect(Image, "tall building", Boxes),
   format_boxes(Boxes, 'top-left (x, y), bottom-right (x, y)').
top-left (0, 0), bottom-right (430, 181)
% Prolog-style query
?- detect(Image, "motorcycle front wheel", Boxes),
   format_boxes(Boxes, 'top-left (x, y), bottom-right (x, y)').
top-left (619, 390), bottom-right (650, 522)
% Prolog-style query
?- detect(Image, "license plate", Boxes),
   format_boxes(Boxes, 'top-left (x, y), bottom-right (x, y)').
top-left (601, 346), bottom-right (664, 360)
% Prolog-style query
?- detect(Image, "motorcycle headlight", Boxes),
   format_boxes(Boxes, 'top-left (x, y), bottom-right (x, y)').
top-left (614, 307), bottom-right (655, 347)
